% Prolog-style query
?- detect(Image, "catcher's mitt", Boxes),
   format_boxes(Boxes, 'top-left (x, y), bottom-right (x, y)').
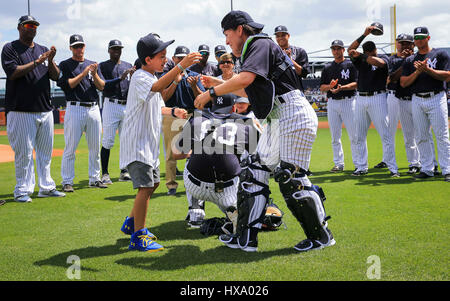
top-left (200, 217), bottom-right (233, 236)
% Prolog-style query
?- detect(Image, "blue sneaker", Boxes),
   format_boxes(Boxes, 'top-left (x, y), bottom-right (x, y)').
top-left (121, 217), bottom-right (157, 240)
top-left (129, 229), bottom-right (164, 253)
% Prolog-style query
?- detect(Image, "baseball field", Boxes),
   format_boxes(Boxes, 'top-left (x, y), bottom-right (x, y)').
top-left (0, 119), bottom-right (448, 281)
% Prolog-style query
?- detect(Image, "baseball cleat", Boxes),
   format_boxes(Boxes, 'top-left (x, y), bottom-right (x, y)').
top-left (407, 166), bottom-right (420, 174)
top-left (414, 172), bottom-right (434, 179)
top-left (351, 169), bottom-right (368, 176)
top-left (63, 184), bottom-right (74, 193)
top-left (119, 171), bottom-right (132, 182)
top-left (89, 181), bottom-right (108, 188)
top-left (330, 165), bottom-right (344, 173)
top-left (14, 195), bottom-right (32, 203)
top-left (37, 189), bottom-right (66, 198)
top-left (101, 174), bottom-right (113, 185)
top-left (129, 229), bottom-right (163, 253)
top-left (187, 220), bottom-right (203, 228)
top-left (390, 172), bottom-right (401, 178)
top-left (374, 162), bottom-right (387, 169)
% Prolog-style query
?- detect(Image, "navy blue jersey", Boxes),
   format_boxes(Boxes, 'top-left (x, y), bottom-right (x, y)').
top-left (320, 59), bottom-right (357, 99)
top-left (57, 58), bottom-right (100, 103)
top-left (98, 59), bottom-right (132, 100)
top-left (351, 54), bottom-right (389, 92)
top-left (287, 45), bottom-right (310, 79)
top-left (175, 109), bottom-right (260, 182)
top-left (189, 61), bottom-right (218, 76)
top-left (387, 54), bottom-right (405, 91)
top-left (402, 48), bottom-right (450, 94)
top-left (240, 35), bottom-right (302, 119)
top-left (162, 69), bottom-right (206, 109)
top-left (1, 40), bottom-right (53, 113)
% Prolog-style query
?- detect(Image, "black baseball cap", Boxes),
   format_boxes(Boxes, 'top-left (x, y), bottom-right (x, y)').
top-left (414, 27), bottom-right (429, 37)
top-left (137, 33), bottom-right (174, 61)
top-left (214, 45), bottom-right (226, 56)
top-left (198, 44), bottom-right (210, 54)
top-left (109, 39), bottom-right (124, 49)
top-left (370, 22), bottom-right (384, 35)
top-left (396, 33), bottom-right (414, 43)
top-left (330, 40), bottom-right (344, 48)
top-left (18, 15), bottom-right (40, 26)
top-left (211, 93), bottom-right (237, 114)
top-left (274, 25), bottom-right (289, 34)
top-left (70, 34), bottom-right (85, 47)
top-left (174, 46), bottom-right (190, 57)
top-left (221, 10), bottom-right (264, 32)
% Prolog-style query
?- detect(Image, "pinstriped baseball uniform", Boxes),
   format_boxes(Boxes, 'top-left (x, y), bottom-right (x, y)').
top-left (120, 68), bottom-right (165, 171)
top-left (175, 108), bottom-right (260, 218)
top-left (58, 57), bottom-right (103, 185)
top-left (320, 59), bottom-right (358, 168)
top-left (351, 54), bottom-right (398, 173)
top-left (1, 40), bottom-right (58, 198)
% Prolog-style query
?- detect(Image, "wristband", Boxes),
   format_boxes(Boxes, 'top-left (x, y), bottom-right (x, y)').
top-left (171, 107), bottom-right (177, 118)
top-left (356, 34), bottom-right (366, 44)
top-left (209, 87), bottom-right (217, 99)
top-left (172, 80), bottom-right (178, 86)
top-left (177, 63), bottom-right (188, 77)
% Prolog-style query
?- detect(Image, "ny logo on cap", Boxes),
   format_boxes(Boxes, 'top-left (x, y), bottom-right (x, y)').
top-left (216, 97), bottom-right (223, 104)
top-left (341, 69), bottom-right (350, 80)
top-left (417, 28), bottom-right (422, 33)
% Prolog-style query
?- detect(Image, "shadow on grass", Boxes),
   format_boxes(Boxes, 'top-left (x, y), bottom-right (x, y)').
top-left (150, 220), bottom-right (207, 241)
top-left (34, 238), bottom-right (130, 272)
top-left (105, 194), bottom-right (136, 202)
top-left (115, 245), bottom-right (297, 271)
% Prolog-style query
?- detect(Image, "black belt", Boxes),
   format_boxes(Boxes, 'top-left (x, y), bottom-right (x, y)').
top-left (414, 91), bottom-right (443, 99)
top-left (188, 174), bottom-right (234, 188)
top-left (332, 95), bottom-right (355, 100)
top-left (399, 96), bottom-right (412, 101)
top-left (108, 98), bottom-right (127, 105)
top-left (68, 101), bottom-right (97, 107)
top-left (358, 90), bottom-right (386, 96)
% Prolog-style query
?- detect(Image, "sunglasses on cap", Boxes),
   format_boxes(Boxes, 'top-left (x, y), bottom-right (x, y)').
top-left (72, 44), bottom-right (85, 49)
top-left (219, 60), bottom-right (233, 65)
top-left (22, 23), bottom-right (37, 29)
top-left (216, 51), bottom-right (226, 57)
top-left (414, 35), bottom-right (428, 40)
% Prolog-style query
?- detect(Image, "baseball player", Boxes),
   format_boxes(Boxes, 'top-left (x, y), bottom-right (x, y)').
top-left (189, 45), bottom-right (218, 76)
top-left (194, 11), bottom-right (335, 253)
top-left (348, 25), bottom-right (400, 177)
top-left (274, 25), bottom-right (311, 91)
top-left (99, 39), bottom-right (135, 185)
top-left (173, 94), bottom-right (261, 232)
top-left (57, 34), bottom-right (108, 192)
top-left (320, 40), bottom-right (358, 172)
top-left (213, 45), bottom-right (227, 77)
top-left (119, 33), bottom-right (201, 252)
top-left (1, 15), bottom-right (65, 202)
top-left (400, 27), bottom-right (450, 182)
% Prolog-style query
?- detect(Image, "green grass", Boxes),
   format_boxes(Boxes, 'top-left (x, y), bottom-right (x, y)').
top-left (0, 124), bottom-right (449, 281)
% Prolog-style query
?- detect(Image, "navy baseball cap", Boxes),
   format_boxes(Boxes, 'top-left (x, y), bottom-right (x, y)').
top-left (70, 34), bottom-right (85, 47)
top-left (18, 15), bottom-right (40, 26)
top-left (109, 39), bottom-right (124, 49)
top-left (370, 22), bottom-right (384, 35)
top-left (274, 25), bottom-right (289, 34)
top-left (137, 33), bottom-right (174, 61)
top-left (396, 33), bottom-right (414, 43)
top-left (198, 44), bottom-right (210, 54)
top-left (414, 27), bottom-right (429, 37)
top-left (214, 45), bottom-right (226, 56)
top-left (330, 40), bottom-right (345, 48)
top-left (221, 10), bottom-right (264, 32)
top-left (174, 46), bottom-right (190, 57)
top-left (212, 93), bottom-right (237, 114)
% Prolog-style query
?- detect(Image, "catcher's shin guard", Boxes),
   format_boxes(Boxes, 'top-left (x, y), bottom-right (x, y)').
top-left (274, 161), bottom-right (332, 245)
top-left (236, 153), bottom-right (271, 239)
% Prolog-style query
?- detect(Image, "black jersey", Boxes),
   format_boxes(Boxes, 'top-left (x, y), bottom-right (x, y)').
top-left (320, 59), bottom-right (357, 99)
top-left (175, 109), bottom-right (261, 182)
top-left (351, 54), bottom-right (389, 92)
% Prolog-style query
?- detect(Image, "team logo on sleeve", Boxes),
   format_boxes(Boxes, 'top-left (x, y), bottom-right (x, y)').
top-left (372, 65), bottom-right (378, 71)
top-left (341, 69), bottom-right (350, 80)
top-left (216, 97), bottom-right (223, 104)
top-left (427, 58), bottom-right (437, 69)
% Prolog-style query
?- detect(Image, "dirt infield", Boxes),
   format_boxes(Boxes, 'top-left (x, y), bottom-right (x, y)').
top-left (0, 144), bottom-right (66, 163)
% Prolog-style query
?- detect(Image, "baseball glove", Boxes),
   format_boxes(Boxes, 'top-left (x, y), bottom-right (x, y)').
top-left (200, 217), bottom-right (233, 236)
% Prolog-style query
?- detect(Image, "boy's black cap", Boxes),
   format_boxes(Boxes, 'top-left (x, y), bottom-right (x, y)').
top-left (137, 33), bottom-right (174, 61)
top-left (414, 27), bottom-right (429, 37)
top-left (396, 33), bottom-right (414, 43)
top-left (70, 34), bottom-right (85, 47)
top-left (109, 39), bottom-right (124, 49)
top-left (221, 10), bottom-right (264, 32)
top-left (330, 40), bottom-right (344, 48)
top-left (212, 93), bottom-right (237, 114)
top-left (18, 15), bottom-right (40, 26)
top-left (274, 25), bottom-right (289, 34)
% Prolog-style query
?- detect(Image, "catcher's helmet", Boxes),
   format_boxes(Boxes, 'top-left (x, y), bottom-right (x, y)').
top-left (262, 201), bottom-right (284, 230)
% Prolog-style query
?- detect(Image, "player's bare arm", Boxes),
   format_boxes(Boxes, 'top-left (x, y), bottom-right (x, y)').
top-left (90, 63), bottom-right (105, 91)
